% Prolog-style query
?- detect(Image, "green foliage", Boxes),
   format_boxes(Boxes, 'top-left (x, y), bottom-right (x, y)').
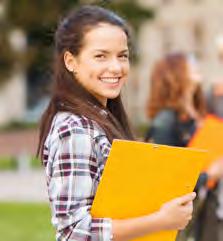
top-left (5, 1), bottom-right (81, 89)
top-left (8, 1), bottom-right (78, 29)
top-left (99, 0), bottom-right (154, 30)
top-left (0, 25), bottom-right (15, 82)
top-left (31, 156), bottom-right (42, 168)
top-left (80, 0), bottom-right (154, 30)
top-left (0, 202), bottom-right (54, 241)
top-left (1, 0), bottom-right (154, 87)
top-left (0, 157), bottom-right (17, 170)
top-left (0, 156), bottom-right (41, 170)
top-left (0, 121), bottom-right (37, 131)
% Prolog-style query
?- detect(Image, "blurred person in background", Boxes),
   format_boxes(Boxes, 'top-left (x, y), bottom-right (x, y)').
top-left (144, 53), bottom-right (206, 146)
top-left (144, 52), bottom-right (223, 241)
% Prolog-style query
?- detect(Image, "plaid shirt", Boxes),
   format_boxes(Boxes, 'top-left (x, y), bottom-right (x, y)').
top-left (43, 112), bottom-right (113, 241)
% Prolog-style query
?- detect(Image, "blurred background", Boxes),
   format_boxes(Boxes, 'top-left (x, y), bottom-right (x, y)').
top-left (1, 0), bottom-right (223, 240)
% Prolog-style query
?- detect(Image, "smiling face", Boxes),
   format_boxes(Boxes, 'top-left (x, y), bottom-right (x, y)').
top-left (64, 23), bottom-right (130, 106)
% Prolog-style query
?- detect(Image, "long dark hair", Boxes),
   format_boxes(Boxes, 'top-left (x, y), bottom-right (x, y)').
top-left (37, 5), bottom-right (134, 158)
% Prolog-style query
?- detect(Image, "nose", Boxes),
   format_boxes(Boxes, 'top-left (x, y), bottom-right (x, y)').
top-left (108, 58), bottom-right (122, 74)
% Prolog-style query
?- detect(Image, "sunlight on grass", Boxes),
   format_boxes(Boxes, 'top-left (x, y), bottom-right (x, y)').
top-left (0, 202), bottom-right (55, 241)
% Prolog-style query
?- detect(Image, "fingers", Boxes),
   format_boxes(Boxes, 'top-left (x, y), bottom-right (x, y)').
top-left (160, 195), bottom-right (195, 231)
top-left (182, 200), bottom-right (193, 212)
top-left (177, 192), bottom-right (196, 205)
top-left (182, 201), bottom-right (193, 223)
top-left (185, 201), bottom-right (193, 219)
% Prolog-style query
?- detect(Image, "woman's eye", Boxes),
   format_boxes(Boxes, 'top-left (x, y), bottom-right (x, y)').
top-left (118, 54), bottom-right (129, 60)
top-left (95, 54), bottom-right (106, 59)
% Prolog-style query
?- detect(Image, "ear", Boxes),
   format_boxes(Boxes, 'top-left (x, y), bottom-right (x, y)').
top-left (64, 51), bottom-right (77, 72)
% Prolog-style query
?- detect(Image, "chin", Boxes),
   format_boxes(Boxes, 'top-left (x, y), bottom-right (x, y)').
top-left (106, 92), bottom-right (120, 100)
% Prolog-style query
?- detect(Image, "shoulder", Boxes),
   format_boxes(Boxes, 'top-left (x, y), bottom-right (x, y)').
top-left (46, 112), bottom-right (106, 146)
top-left (45, 112), bottom-right (111, 164)
top-left (152, 109), bottom-right (177, 128)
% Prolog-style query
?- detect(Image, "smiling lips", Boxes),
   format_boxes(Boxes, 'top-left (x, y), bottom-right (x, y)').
top-left (100, 77), bottom-right (120, 84)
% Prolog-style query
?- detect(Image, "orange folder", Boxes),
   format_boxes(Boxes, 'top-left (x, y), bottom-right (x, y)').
top-left (189, 115), bottom-right (223, 168)
top-left (91, 140), bottom-right (207, 241)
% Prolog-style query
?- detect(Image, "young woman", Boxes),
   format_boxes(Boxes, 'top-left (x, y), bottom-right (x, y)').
top-left (38, 6), bottom-right (196, 241)
top-left (145, 53), bottom-right (206, 146)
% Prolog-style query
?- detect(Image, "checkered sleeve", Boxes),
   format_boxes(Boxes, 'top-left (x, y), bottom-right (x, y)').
top-left (47, 122), bottom-right (112, 241)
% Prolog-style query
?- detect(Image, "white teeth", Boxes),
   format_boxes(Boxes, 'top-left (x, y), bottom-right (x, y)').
top-left (100, 78), bottom-right (119, 84)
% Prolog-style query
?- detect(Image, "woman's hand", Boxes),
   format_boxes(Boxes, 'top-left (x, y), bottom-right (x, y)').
top-left (112, 192), bottom-right (196, 240)
top-left (159, 192), bottom-right (196, 230)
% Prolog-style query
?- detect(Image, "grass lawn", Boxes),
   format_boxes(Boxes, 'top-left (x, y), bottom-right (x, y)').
top-left (0, 202), bottom-right (55, 241)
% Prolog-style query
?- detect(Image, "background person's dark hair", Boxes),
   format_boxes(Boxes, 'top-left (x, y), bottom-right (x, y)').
top-left (37, 5), bottom-right (134, 158)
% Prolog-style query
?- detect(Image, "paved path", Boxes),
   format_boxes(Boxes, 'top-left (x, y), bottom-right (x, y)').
top-left (0, 170), bottom-right (48, 202)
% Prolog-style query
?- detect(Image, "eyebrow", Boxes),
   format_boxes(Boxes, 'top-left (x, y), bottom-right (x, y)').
top-left (94, 49), bottom-right (129, 53)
